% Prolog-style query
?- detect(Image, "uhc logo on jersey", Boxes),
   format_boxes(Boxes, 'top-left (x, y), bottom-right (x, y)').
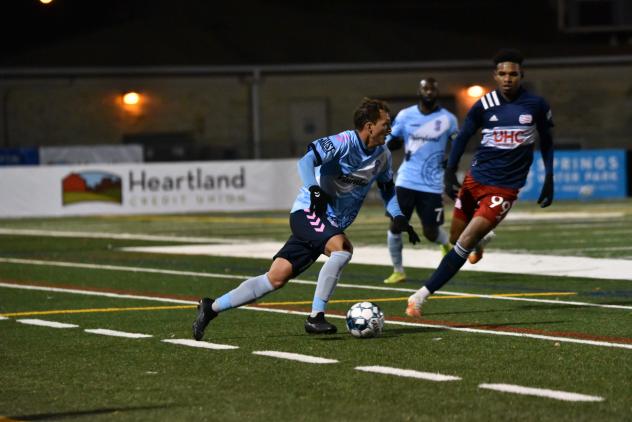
top-left (493, 130), bottom-right (528, 145)
top-left (518, 114), bottom-right (533, 124)
top-left (482, 126), bottom-right (536, 149)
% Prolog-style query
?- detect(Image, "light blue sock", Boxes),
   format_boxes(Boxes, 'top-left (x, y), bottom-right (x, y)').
top-left (311, 250), bottom-right (352, 316)
top-left (212, 273), bottom-right (274, 313)
top-left (433, 227), bottom-right (449, 246)
top-left (387, 230), bottom-right (404, 272)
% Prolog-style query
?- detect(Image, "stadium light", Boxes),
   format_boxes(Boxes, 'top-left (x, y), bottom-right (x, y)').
top-left (466, 85), bottom-right (485, 98)
top-left (122, 91), bottom-right (141, 105)
top-left (39, 0), bottom-right (53, 4)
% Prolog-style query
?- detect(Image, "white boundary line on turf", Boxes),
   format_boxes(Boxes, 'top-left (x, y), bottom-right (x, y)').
top-left (0, 316), bottom-right (8, 320)
top-left (16, 319), bottom-right (78, 328)
top-left (162, 339), bottom-right (238, 350)
top-left (252, 350), bottom-right (338, 364)
top-left (0, 280), bottom-right (196, 305)
top-left (355, 366), bottom-right (461, 381)
top-left (478, 383), bottom-right (604, 402)
top-left (2, 281), bottom-right (632, 351)
top-left (0, 228), bottom-right (241, 244)
top-left (2, 258), bottom-right (632, 311)
top-left (246, 306), bottom-right (632, 351)
top-left (121, 242), bottom-right (632, 281)
top-left (84, 328), bottom-right (153, 338)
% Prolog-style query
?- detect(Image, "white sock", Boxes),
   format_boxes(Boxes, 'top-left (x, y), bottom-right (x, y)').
top-left (311, 250), bottom-right (352, 316)
top-left (212, 273), bottom-right (274, 312)
top-left (417, 286), bottom-right (431, 302)
top-left (476, 230), bottom-right (496, 250)
top-left (387, 230), bottom-right (404, 273)
top-left (434, 227), bottom-right (449, 246)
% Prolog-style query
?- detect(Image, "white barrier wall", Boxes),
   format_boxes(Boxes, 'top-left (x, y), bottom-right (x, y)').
top-left (0, 159), bottom-right (301, 218)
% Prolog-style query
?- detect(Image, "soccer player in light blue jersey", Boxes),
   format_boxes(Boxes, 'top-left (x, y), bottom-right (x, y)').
top-left (383, 77), bottom-right (458, 284)
top-left (406, 49), bottom-right (555, 318)
top-left (192, 98), bottom-right (420, 339)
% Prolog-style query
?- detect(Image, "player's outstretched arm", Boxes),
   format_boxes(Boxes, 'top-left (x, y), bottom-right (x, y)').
top-left (377, 180), bottom-right (420, 245)
top-left (296, 150), bottom-right (319, 188)
top-left (537, 108), bottom-right (555, 208)
top-left (444, 167), bottom-right (461, 201)
top-left (537, 173), bottom-right (554, 208)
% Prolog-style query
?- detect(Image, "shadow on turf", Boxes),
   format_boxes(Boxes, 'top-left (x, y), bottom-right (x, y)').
top-left (10, 404), bottom-right (174, 420)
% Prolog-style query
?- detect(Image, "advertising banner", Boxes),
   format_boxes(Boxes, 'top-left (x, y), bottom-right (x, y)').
top-left (0, 159), bottom-right (301, 217)
top-left (39, 145), bottom-right (143, 165)
top-left (0, 147), bottom-right (39, 166)
top-left (519, 149), bottom-right (627, 201)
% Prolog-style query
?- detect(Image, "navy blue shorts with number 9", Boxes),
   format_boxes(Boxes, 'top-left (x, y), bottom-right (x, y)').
top-left (273, 209), bottom-right (344, 278)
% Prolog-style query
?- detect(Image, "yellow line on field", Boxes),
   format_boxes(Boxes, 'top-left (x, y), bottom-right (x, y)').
top-left (0, 292), bottom-right (577, 316)
top-left (0, 417), bottom-right (22, 422)
top-left (258, 292), bottom-right (577, 306)
top-left (0, 304), bottom-right (196, 318)
top-left (103, 215), bottom-right (287, 225)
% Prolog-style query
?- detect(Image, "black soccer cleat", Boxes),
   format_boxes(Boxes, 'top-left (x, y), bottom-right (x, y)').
top-left (304, 312), bottom-right (338, 334)
top-left (192, 297), bottom-right (218, 341)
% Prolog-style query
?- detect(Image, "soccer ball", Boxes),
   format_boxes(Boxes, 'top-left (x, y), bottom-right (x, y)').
top-left (345, 301), bottom-right (384, 338)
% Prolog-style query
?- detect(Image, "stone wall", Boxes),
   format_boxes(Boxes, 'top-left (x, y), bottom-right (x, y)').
top-left (1, 62), bottom-right (630, 160)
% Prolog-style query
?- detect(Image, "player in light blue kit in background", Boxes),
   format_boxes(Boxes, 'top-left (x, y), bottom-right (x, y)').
top-left (192, 98), bottom-right (420, 339)
top-left (383, 78), bottom-right (458, 284)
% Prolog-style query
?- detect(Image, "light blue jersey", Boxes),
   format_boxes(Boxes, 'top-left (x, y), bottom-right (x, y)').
top-left (292, 130), bottom-right (400, 230)
top-left (388, 106), bottom-right (458, 194)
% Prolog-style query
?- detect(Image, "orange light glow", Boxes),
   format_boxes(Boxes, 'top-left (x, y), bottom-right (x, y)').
top-left (466, 85), bottom-right (485, 98)
top-left (39, 0), bottom-right (53, 4)
top-left (122, 92), bottom-right (140, 105)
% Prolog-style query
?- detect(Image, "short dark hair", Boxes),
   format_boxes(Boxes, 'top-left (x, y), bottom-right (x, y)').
top-left (493, 48), bottom-right (524, 66)
top-left (353, 97), bottom-right (390, 130)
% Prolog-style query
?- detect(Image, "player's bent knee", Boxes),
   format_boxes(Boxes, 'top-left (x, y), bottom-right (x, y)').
top-left (267, 258), bottom-right (293, 289)
top-left (325, 234), bottom-right (353, 255)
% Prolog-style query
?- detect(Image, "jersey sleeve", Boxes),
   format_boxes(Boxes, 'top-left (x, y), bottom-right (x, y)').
top-left (377, 148), bottom-right (395, 184)
top-left (446, 101), bottom-right (483, 169)
top-left (448, 112), bottom-right (459, 137)
top-left (307, 133), bottom-right (349, 166)
top-left (389, 110), bottom-right (406, 139)
top-left (536, 98), bottom-right (555, 174)
top-left (375, 150), bottom-right (402, 216)
top-left (538, 98), bottom-right (555, 128)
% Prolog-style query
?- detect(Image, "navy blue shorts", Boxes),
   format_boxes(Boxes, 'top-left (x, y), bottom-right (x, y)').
top-left (273, 209), bottom-right (344, 278)
top-left (396, 186), bottom-right (445, 227)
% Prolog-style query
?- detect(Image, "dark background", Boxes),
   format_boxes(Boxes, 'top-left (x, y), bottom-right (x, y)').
top-left (3, 0), bottom-right (632, 66)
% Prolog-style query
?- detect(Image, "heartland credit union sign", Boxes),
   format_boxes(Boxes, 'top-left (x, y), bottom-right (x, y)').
top-left (0, 160), bottom-right (301, 218)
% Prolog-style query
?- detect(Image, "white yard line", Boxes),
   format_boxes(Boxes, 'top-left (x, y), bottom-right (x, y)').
top-left (0, 316), bottom-right (8, 320)
top-left (0, 280), bottom-right (196, 304)
top-left (2, 281), bottom-right (632, 351)
top-left (505, 211), bottom-right (623, 221)
top-left (478, 383), bottom-right (604, 402)
top-left (16, 319), bottom-right (78, 328)
top-left (0, 257), bottom-right (248, 281)
top-left (84, 328), bottom-right (152, 338)
top-left (122, 242), bottom-right (632, 281)
top-left (162, 339), bottom-right (238, 350)
top-left (252, 350), bottom-right (338, 364)
top-left (2, 259), bottom-right (632, 311)
top-left (355, 366), bottom-right (461, 381)
top-left (0, 228), bottom-right (240, 244)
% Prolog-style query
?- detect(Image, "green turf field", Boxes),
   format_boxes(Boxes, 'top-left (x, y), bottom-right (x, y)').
top-left (1, 199), bottom-right (632, 421)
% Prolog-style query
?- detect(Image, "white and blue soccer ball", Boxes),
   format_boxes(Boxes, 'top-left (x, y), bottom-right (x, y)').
top-left (346, 301), bottom-right (384, 338)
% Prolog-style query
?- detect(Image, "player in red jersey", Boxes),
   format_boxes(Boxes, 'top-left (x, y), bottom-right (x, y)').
top-left (406, 48), bottom-right (555, 317)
